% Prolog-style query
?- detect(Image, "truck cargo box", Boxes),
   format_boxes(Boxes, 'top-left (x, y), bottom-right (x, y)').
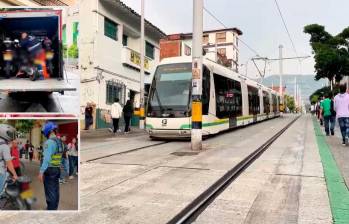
top-left (0, 10), bottom-right (75, 92)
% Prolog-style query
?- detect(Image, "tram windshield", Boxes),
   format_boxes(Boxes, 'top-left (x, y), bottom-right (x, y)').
top-left (147, 63), bottom-right (192, 117)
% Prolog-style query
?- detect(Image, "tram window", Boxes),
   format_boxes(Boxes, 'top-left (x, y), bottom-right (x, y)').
top-left (248, 86), bottom-right (260, 115)
top-left (214, 74), bottom-right (242, 118)
top-left (263, 91), bottom-right (270, 114)
top-left (272, 94), bottom-right (277, 112)
top-left (202, 66), bottom-right (211, 115)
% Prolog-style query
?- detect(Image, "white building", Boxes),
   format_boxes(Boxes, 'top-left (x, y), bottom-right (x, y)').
top-left (0, 0), bottom-right (74, 6)
top-left (79, 0), bottom-right (166, 128)
top-left (160, 28), bottom-right (242, 72)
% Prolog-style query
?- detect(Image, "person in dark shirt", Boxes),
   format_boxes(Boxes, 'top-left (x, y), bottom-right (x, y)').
top-left (123, 100), bottom-right (134, 133)
top-left (84, 103), bottom-right (93, 130)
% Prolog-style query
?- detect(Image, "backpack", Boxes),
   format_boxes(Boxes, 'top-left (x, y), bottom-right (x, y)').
top-left (330, 100), bottom-right (336, 116)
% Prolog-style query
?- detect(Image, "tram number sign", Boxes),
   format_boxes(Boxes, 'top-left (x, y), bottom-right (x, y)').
top-left (162, 119), bottom-right (167, 126)
top-left (192, 68), bottom-right (201, 79)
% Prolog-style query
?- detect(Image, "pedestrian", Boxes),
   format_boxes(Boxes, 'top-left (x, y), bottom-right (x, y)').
top-left (110, 98), bottom-right (123, 134)
top-left (38, 122), bottom-right (63, 210)
top-left (68, 138), bottom-right (78, 179)
top-left (123, 100), bottom-right (134, 133)
top-left (24, 140), bottom-right (29, 159)
top-left (84, 103), bottom-right (93, 130)
top-left (0, 124), bottom-right (18, 195)
top-left (10, 139), bottom-right (21, 176)
top-left (29, 144), bottom-right (34, 162)
top-left (334, 85), bottom-right (349, 145)
top-left (320, 93), bottom-right (335, 136)
top-left (59, 135), bottom-right (69, 184)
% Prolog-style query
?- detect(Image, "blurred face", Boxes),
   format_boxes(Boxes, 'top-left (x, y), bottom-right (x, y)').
top-left (21, 32), bottom-right (28, 39)
top-left (11, 140), bottom-right (17, 147)
top-left (72, 138), bottom-right (76, 144)
top-left (61, 136), bottom-right (66, 141)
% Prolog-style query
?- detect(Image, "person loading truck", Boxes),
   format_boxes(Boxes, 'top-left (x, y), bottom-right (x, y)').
top-left (16, 32), bottom-right (49, 80)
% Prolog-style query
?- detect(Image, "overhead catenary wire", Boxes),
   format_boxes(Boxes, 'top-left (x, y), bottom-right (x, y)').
top-left (273, 0), bottom-right (300, 61)
top-left (203, 6), bottom-right (261, 57)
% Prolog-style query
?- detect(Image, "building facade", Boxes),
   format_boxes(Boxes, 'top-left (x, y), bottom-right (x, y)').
top-left (160, 28), bottom-right (242, 72)
top-left (0, 0), bottom-right (74, 6)
top-left (79, 0), bottom-right (165, 129)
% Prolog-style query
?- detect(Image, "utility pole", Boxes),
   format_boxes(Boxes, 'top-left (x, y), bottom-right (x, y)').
top-left (294, 76), bottom-right (297, 108)
top-left (191, 0), bottom-right (203, 151)
top-left (139, 0), bottom-right (145, 129)
top-left (279, 45), bottom-right (283, 102)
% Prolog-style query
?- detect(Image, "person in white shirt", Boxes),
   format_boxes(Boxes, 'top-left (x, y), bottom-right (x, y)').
top-left (110, 98), bottom-right (123, 134)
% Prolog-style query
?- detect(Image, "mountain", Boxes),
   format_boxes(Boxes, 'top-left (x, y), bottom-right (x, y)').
top-left (261, 74), bottom-right (327, 102)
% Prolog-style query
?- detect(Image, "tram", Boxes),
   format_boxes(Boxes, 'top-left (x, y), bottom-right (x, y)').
top-left (145, 56), bottom-right (280, 139)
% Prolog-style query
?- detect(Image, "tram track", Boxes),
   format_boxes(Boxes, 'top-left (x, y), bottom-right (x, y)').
top-left (85, 141), bottom-right (170, 163)
top-left (167, 115), bottom-right (300, 224)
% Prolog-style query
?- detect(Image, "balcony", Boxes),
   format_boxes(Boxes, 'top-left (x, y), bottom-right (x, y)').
top-left (121, 46), bottom-right (154, 74)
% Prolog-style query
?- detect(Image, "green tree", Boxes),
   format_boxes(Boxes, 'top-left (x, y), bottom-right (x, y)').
top-left (304, 24), bottom-right (349, 83)
top-left (68, 44), bottom-right (79, 58)
top-left (15, 120), bottom-right (35, 143)
top-left (284, 95), bottom-right (295, 112)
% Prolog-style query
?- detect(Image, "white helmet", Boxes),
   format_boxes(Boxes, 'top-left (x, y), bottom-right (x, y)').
top-left (0, 124), bottom-right (16, 142)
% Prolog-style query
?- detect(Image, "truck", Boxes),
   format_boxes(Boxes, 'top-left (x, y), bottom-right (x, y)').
top-left (0, 9), bottom-right (76, 94)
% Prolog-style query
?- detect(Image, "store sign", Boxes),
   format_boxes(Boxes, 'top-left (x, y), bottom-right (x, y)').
top-left (130, 50), bottom-right (150, 70)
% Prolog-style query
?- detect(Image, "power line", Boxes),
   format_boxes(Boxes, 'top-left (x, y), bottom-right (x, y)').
top-left (203, 6), bottom-right (261, 57)
top-left (273, 0), bottom-right (299, 60)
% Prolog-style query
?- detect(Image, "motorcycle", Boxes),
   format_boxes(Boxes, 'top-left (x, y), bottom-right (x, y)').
top-left (43, 37), bottom-right (54, 76)
top-left (0, 175), bottom-right (35, 210)
top-left (2, 38), bottom-right (15, 78)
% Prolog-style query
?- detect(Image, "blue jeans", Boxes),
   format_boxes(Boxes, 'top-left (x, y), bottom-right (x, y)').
top-left (0, 172), bottom-right (8, 196)
top-left (338, 117), bottom-right (349, 142)
top-left (324, 115), bottom-right (335, 135)
top-left (60, 158), bottom-right (69, 180)
top-left (43, 167), bottom-right (60, 210)
top-left (69, 155), bottom-right (78, 176)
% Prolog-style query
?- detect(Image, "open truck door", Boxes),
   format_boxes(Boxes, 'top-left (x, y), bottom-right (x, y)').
top-left (0, 9), bottom-right (76, 93)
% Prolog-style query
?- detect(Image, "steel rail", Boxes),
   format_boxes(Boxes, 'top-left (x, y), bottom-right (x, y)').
top-left (167, 116), bottom-right (301, 224)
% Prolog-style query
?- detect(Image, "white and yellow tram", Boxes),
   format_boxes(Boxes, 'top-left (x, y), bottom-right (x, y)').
top-left (145, 56), bottom-right (280, 139)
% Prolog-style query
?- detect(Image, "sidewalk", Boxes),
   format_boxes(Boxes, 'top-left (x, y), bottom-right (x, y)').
top-left (316, 117), bottom-right (349, 188)
top-left (81, 126), bottom-right (146, 141)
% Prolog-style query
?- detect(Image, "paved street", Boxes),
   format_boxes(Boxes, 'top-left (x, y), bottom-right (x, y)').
top-left (2, 114), bottom-right (343, 224)
top-left (17, 158), bottom-right (78, 210)
top-left (0, 69), bottom-right (79, 114)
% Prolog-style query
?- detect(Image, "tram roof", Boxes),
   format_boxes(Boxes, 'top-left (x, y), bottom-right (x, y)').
top-left (159, 56), bottom-right (279, 96)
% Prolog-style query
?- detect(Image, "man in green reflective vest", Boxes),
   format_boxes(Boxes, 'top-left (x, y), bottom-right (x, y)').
top-left (38, 121), bottom-right (63, 210)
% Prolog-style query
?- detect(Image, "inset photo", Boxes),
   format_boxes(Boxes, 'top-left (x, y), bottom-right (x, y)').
top-left (0, 6), bottom-right (79, 113)
top-left (0, 119), bottom-right (78, 210)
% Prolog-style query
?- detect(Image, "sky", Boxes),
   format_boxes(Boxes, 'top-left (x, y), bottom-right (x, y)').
top-left (121, 0), bottom-right (348, 80)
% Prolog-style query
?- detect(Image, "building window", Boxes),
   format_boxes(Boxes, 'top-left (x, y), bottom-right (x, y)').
top-left (216, 32), bottom-right (226, 43)
top-left (122, 34), bottom-right (128, 46)
top-left (62, 24), bottom-right (66, 46)
top-left (146, 41), bottom-right (154, 59)
top-left (184, 44), bottom-right (191, 56)
top-left (203, 34), bottom-right (209, 44)
top-left (72, 22), bottom-right (79, 45)
top-left (104, 17), bottom-right (118, 41)
top-left (217, 48), bottom-right (226, 57)
top-left (106, 80), bottom-right (125, 105)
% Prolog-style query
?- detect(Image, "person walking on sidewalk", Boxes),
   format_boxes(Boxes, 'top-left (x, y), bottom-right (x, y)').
top-left (334, 85), bottom-right (349, 145)
top-left (110, 98), bottom-right (123, 134)
top-left (320, 93), bottom-right (335, 136)
top-left (38, 122), bottom-right (63, 210)
top-left (123, 100), bottom-right (134, 133)
top-left (84, 103), bottom-right (93, 130)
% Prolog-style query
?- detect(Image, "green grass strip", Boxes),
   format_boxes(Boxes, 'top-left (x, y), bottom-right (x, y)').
top-left (312, 117), bottom-right (349, 223)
